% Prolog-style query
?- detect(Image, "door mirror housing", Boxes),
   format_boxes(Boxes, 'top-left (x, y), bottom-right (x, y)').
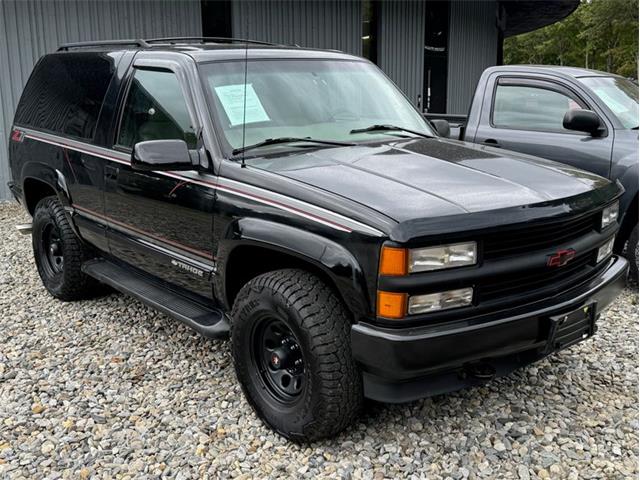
top-left (563, 109), bottom-right (602, 136)
top-left (132, 139), bottom-right (195, 171)
top-left (430, 119), bottom-right (451, 138)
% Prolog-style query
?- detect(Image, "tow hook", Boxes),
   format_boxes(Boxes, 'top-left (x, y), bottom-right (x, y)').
top-left (16, 223), bottom-right (33, 235)
top-left (463, 362), bottom-right (496, 381)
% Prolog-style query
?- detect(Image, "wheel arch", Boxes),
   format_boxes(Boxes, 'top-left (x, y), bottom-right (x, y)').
top-left (616, 190), bottom-right (638, 251)
top-left (219, 218), bottom-right (372, 320)
top-left (21, 162), bottom-right (72, 215)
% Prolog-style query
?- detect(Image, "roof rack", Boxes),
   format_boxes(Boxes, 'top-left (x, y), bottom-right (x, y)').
top-left (145, 36), bottom-right (283, 47)
top-left (57, 39), bottom-right (150, 51)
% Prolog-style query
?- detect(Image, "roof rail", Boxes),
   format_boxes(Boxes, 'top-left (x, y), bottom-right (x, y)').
top-left (57, 39), bottom-right (150, 51)
top-left (145, 36), bottom-right (283, 47)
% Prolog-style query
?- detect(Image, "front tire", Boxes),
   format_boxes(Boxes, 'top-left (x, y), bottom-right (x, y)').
top-left (626, 224), bottom-right (638, 282)
top-left (32, 196), bottom-right (102, 300)
top-left (231, 269), bottom-right (363, 441)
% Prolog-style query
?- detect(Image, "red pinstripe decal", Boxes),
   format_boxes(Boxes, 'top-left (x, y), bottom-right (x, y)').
top-left (22, 130), bottom-right (365, 234)
top-left (73, 204), bottom-right (215, 260)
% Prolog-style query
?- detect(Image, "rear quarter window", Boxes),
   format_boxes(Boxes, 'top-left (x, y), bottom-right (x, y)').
top-left (14, 53), bottom-right (116, 140)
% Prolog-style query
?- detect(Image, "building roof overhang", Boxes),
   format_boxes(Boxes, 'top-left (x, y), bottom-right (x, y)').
top-left (501, 0), bottom-right (580, 37)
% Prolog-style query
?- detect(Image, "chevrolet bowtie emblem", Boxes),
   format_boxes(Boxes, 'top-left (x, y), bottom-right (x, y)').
top-left (547, 249), bottom-right (576, 267)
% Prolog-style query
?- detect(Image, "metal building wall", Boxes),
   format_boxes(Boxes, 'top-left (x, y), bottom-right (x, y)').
top-left (0, 0), bottom-right (202, 201)
top-left (231, 1), bottom-right (362, 56)
top-left (377, 0), bottom-right (426, 108)
top-left (447, 0), bottom-right (498, 114)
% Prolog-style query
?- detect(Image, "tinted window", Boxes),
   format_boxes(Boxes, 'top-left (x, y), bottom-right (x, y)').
top-left (493, 84), bottom-right (584, 132)
top-left (14, 53), bottom-right (115, 139)
top-left (118, 69), bottom-right (196, 148)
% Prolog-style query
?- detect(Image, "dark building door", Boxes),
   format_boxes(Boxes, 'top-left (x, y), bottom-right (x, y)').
top-left (423, 1), bottom-right (449, 114)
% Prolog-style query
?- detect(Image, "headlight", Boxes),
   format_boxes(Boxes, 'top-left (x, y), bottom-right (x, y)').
top-left (408, 287), bottom-right (474, 314)
top-left (597, 236), bottom-right (615, 263)
top-left (601, 202), bottom-right (619, 229)
top-left (408, 242), bottom-right (477, 273)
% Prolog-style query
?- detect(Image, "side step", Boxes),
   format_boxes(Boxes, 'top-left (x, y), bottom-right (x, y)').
top-left (82, 259), bottom-right (229, 339)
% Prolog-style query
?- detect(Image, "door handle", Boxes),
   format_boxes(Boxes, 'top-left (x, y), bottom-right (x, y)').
top-left (482, 138), bottom-right (502, 148)
top-left (105, 165), bottom-right (118, 180)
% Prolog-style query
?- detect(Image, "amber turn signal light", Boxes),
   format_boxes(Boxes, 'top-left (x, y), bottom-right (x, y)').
top-left (379, 246), bottom-right (408, 276)
top-left (377, 291), bottom-right (407, 319)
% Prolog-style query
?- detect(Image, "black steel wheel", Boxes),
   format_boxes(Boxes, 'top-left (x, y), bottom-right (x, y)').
top-left (32, 196), bottom-right (102, 300)
top-left (231, 269), bottom-right (363, 442)
top-left (252, 317), bottom-right (305, 401)
top-left (40, 221), bottom-right (64, 276)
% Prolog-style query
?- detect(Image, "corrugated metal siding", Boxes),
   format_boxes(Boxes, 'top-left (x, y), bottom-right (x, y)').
top-left (378, 0), bottom-right (426, 105)
top-left (0, 0), bottom-right (202, 201)
top-left (231, 0), bottom-right (362, 55)
top-left (447, 0), bottom-right (498, 114)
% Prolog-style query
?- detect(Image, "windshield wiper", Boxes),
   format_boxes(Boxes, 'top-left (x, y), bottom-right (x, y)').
top-left (350, 124), bottom-right (434, 139)
top-left (232, 137), bottom-right (355, 156)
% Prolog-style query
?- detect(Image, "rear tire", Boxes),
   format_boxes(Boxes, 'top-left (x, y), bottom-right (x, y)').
top-left (626, 224), bottom-right (638, 282)
top-left (32, 196), bottom-right (102, 300)
top-left (231, 269), bottom-right (363, 441)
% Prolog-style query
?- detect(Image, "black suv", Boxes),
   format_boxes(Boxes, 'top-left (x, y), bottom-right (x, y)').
top-left (8, 38), bottom-right (628, 441)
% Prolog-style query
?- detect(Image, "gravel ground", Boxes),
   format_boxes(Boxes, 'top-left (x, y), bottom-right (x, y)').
top-left (0, 201), bottom-right (637, 479)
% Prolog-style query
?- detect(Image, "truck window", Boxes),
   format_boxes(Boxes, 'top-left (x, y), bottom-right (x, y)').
top-left (117, 69), bottom-right (197, 149)
top-left (14, 53), bottom-right (115, 140)
top-left (492, 84), bottom-right (584, 133)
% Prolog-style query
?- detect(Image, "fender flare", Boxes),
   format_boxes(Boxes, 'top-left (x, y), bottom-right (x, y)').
top-left (20, 162), bottom-right (79, 236)
top-left (217, 217), bottom-right (372, 319)
top-left (21, 161), bottom-right (73, 208)
top-left (615, 166), bottom-right (638, 246)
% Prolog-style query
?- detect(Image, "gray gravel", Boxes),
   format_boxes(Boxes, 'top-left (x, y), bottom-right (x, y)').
top-left (0, 201), bottom-right (637, 479)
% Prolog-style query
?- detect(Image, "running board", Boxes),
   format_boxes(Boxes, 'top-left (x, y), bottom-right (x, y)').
top-left (82, 259), bottom-right (229, 339)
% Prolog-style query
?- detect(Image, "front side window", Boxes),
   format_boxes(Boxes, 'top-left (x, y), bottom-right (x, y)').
top-left (200, 59), bottom-right (433, 156)
top-left (118, 69), bottom-right (196, 148)
top-left (493, 84), bottom-right (584, 132)
top-left (579, 76), bottom-right (639, 129)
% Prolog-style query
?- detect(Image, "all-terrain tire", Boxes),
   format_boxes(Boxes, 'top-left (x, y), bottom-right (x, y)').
top-left (32, 196), bottom-right (102, 300)
top-left (626, 223), bottom-right (638, 282)
top-left (231, 269), bottom-right (363, 441)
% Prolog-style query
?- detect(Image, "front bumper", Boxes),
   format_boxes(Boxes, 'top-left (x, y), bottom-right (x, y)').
top-left (351, 255), bottom-right (628, 403)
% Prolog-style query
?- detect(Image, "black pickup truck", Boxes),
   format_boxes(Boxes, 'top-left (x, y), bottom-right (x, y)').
top-left (8, 39), bottom-right (628, 441)
top-left (427, 65), bottom-right (638, 279)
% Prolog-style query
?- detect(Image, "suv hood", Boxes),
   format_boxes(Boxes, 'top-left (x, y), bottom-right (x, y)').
top-left (247, 138), bottom-right (611, 223)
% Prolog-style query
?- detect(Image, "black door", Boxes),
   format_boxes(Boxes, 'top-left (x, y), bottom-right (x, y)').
top-left (105, 66), bottom-right (217, 299)
top-left (423, 1), bottom-right (449, 114)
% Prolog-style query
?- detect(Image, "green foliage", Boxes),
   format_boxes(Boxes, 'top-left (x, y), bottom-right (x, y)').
top-left (504, 0), bottom-right (639, 78)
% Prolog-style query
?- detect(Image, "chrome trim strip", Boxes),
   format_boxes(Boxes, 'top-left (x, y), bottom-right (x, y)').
top-left (17, 127), bottom-right (385, 236)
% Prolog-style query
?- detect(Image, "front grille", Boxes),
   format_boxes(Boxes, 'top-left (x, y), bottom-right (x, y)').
top-left (478, 252), bottom-right (604, 303)
top-left (483, 213), bottom-right (598, 260)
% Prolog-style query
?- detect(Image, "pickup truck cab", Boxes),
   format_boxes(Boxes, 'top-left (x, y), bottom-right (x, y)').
top-left (427, 66), bottom-right (638, 279)
top-left (8, 40), bottom-right (628, 441)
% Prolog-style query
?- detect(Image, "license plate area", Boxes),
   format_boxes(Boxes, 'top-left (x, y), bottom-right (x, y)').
top-left (546, 302), bottom-right (597, 352)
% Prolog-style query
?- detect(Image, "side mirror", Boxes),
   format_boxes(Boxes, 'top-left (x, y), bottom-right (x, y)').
top-left (132, 139), bottom-right (195, 171)
top-left (563, 109), bottom-right (602, 136)
top-left (430, 119), bottom-right (451, 138)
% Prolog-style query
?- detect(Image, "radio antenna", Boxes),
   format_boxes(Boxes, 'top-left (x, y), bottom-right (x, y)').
top-left (240, 35), bottom-right (249, 167)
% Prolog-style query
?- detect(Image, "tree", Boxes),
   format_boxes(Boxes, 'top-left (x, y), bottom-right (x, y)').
top-left (504, 0), bottom-right (638, 78)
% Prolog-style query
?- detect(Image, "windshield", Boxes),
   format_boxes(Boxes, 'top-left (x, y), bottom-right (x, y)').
top-left (200, 59), bottom-right (433, 156)
top-left (579, 76), bottom-right (639, 128)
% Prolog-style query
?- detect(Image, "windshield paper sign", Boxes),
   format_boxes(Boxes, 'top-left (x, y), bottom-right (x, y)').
top-left (214, 83), bottom-right (270, 126)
